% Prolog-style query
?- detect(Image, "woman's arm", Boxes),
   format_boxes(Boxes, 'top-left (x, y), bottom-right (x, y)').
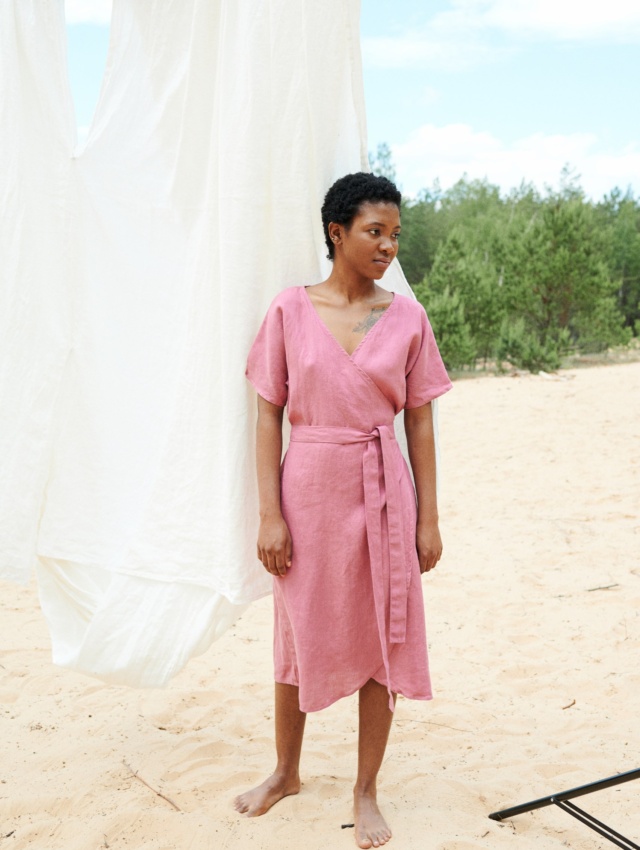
top-left (255, 395), bottom-right (292, 576)
top-left (404, 402), bottom-right (443, 573)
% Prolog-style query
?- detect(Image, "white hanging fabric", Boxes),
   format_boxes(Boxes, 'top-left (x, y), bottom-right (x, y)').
top-left (0, 0), bottom-right (415, 686)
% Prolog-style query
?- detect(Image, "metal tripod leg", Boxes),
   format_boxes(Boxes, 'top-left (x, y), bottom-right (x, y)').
top-left (553, 800), bottom-right (639, 850)
top-left (488, 768), bottom-right (640, 848)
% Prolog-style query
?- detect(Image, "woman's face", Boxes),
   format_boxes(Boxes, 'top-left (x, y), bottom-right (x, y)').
top-left (330, 201), bottom-right (400, 280)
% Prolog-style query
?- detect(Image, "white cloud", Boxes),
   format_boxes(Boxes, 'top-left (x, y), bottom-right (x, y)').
top-left (393, 123), bottom-right (640, 199)
top-left (362, 33), bottom-right (507, 72)
top-left (474, 0), bottom-right (640, 41)
top-left (363, 0), bottom-right (640, 71)
top-left (64, 0), bottom-right (112, 25)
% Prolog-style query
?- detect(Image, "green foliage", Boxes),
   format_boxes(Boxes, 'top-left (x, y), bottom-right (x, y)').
top-left (428, 228), bottom-right (506, 362)
top-left (369, 142), bottom-right (396, 183)
top-left (399, 192), bottom-right (446, 286)
top-left (571, 296), bottom-right (632, 352)
top-left (372, 144), bottom-right (637, 372)
top-left (501, 196), bottom-right (628, 351)
top-left (496, 318), bottom-right (569, 372)
top-left (596, 189), bottom-right (640, 332)
top-left (413, 281), bottom-right (476, 370)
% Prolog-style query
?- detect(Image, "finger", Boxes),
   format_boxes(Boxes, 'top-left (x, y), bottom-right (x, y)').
top-left (421, 553), bottom-right (437, 573)
top-left (285, 538), bottom-right (292, 568)
top-left (274, 550), bottom-right (288, 577)
top-left (419, 551), bottom-right (431, 572)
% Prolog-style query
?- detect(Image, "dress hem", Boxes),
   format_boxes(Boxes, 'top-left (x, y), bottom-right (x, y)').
top-left (274, 672), bottom-right (433, 713)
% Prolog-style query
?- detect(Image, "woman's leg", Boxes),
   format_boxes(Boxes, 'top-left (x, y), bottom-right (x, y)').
top-left (353, 678), bottom-right (396, 848)
top-left (233, 682), bottom-right (306, 816)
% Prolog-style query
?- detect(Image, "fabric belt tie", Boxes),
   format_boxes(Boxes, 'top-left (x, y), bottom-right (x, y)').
top-left (289, 424), bottom-right (410, 710)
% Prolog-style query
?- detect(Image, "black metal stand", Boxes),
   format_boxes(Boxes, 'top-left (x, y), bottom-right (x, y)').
top-left (488, 768), bottom-right (640, 849)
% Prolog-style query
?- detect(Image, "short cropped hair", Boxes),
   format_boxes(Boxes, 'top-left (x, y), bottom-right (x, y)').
top-left (321, 172), bottom-right (402, 260)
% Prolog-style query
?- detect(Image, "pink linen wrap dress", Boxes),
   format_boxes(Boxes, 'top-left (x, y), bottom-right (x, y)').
top-left (246, 286), bottom-right (452, 712)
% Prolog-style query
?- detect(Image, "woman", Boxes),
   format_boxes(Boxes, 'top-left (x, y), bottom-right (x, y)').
top-left (237, 172), bottom-right (452, 849)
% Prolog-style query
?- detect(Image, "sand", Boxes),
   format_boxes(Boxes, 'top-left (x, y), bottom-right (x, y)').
top-left (2, 362), bottom-right (639, 850)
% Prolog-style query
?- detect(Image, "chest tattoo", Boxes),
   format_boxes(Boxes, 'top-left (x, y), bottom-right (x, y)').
top-left (352, 306), bottom-right (387, 334)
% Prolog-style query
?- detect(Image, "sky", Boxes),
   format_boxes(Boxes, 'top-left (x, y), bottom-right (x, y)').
top-left (65, 0), bottom-right (640, 200)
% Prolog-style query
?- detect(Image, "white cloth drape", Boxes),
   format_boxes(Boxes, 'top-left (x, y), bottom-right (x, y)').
top-left (0, 0), bottom-right (414, 686)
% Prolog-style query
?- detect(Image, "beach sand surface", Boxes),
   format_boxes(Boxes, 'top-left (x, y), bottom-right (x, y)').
top-left (2, 362), bottom-right (639, 849)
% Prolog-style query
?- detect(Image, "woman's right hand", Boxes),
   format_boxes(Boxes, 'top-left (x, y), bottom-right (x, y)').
top-left (257, 513), bottom-right (293, 577)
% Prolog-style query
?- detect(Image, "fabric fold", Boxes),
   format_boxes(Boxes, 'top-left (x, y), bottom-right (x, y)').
top-left (290, 424), bottom-right (409, 710)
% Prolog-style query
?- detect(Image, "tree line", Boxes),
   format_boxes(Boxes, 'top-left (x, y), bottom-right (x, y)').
top-left (371, 145), bottom-right (640, 372)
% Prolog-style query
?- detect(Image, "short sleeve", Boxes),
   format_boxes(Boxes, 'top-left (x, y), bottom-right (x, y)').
top-left (405, 306), bottom-right (453, 409)
top-left (245, 296), bottom-right (288, 406)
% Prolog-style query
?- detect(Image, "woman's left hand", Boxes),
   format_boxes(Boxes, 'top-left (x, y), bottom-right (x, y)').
top-left (416, 518), bottom-right (443, 574)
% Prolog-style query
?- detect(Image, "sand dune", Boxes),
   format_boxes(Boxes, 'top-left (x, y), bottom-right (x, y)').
top-left (2, 362), bottom-right (639, 849)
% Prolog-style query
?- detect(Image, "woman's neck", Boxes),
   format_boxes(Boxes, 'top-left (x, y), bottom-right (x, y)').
top-left (322, 267), bottom-right (377, 304)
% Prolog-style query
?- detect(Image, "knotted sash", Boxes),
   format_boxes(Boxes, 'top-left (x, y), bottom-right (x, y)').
top-left (289, 424), bottom-right (411, 710)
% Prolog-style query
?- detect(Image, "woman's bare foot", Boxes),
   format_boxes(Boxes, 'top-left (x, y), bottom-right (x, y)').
top-left (353, 790), bottom-right (392, 848)
top-left (233, 772), bottom-right (301, 817)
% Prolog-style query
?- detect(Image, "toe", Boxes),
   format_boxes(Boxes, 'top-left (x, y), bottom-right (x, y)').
top-left (233, 797), bottom-right (247, 813)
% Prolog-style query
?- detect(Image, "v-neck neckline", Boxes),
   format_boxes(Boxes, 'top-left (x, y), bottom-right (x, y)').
top-left (301, 286), bottom-right (397, 359)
